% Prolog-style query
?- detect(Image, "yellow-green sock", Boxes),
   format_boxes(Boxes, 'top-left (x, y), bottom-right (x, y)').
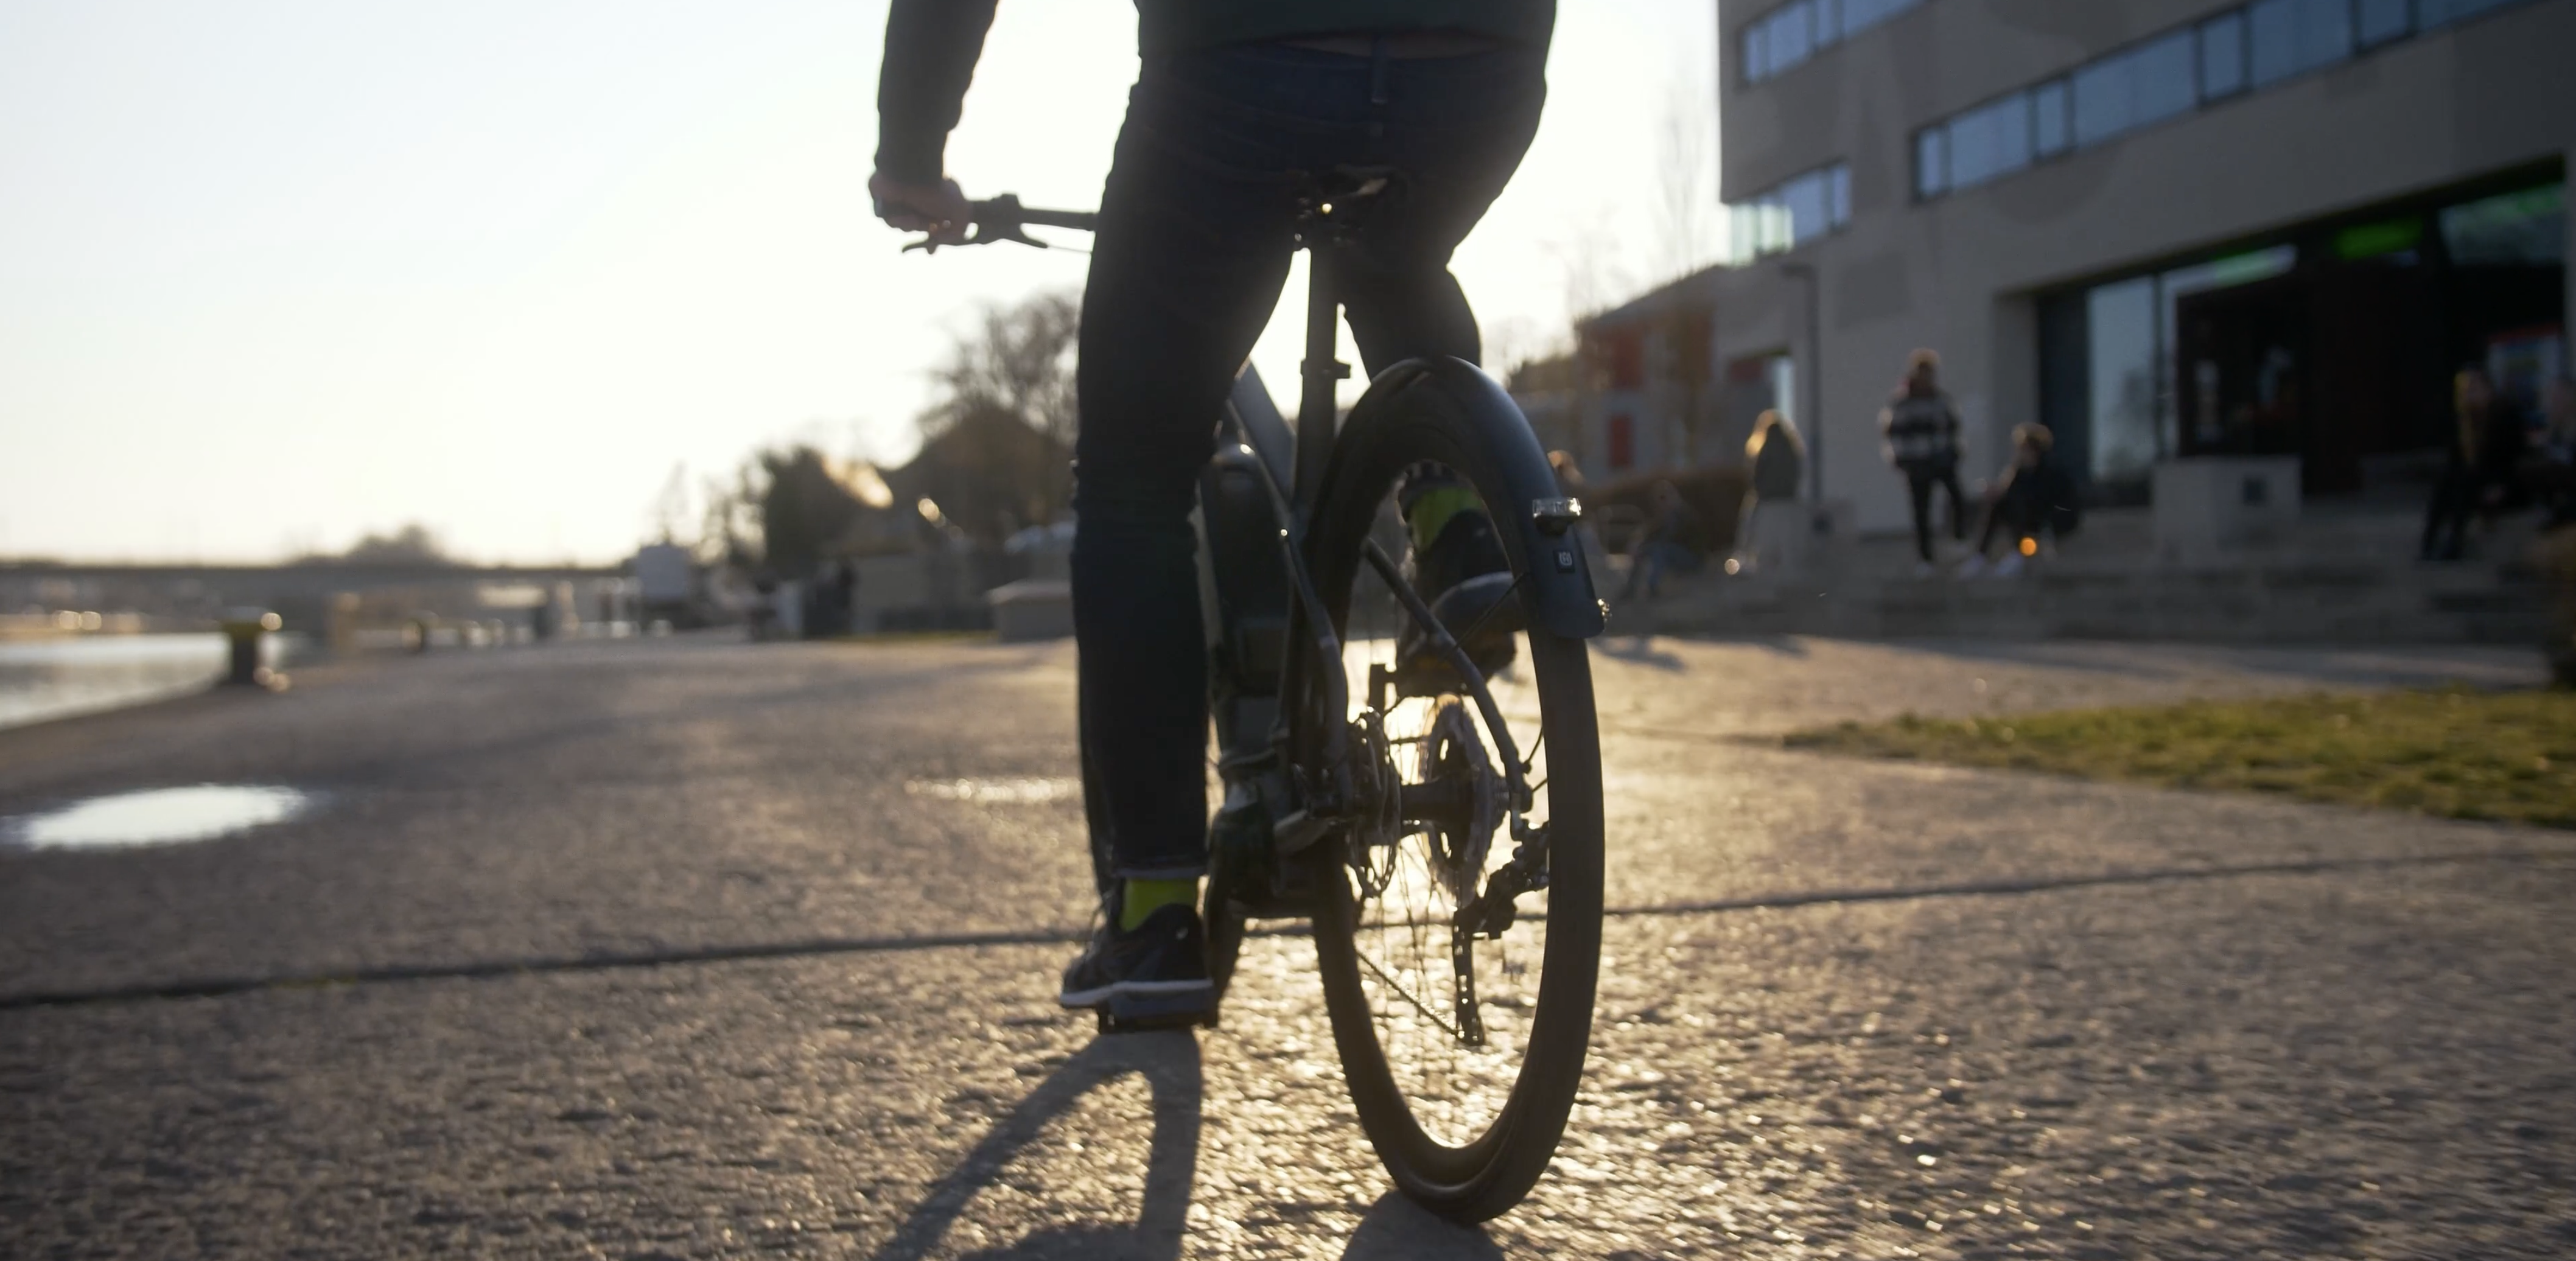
top-left (1407, 486), bottom-right (1482, 555)
top-left (1120, 877), bottom-right (1199, 931)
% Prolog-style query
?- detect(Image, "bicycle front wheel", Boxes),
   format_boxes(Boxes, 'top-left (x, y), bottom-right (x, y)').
top-left (1300, 372), bottom-right (1605, 1222)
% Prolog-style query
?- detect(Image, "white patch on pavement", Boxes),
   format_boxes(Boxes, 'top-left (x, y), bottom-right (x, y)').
top-left (2, 784), bottom-right (313, 850)
top-left (905, 777), bottom-right (1080, 805)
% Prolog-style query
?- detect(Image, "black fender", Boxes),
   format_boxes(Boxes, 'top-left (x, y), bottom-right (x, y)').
top-left (1326, 357), bottom-right (1607, 640)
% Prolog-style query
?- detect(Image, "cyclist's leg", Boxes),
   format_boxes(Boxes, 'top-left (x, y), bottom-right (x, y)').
top-left (1071, 62), bottom-right (1305, 901)
top-left (1330, 49), bottom-right (1545, 669)
top-left (1334, 49), bottom-right (1545, 374)
top-left (1073, 44), bottom-right (1541, 895)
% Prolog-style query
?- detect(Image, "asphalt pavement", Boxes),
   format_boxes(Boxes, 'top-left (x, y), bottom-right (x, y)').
top-left (3, 633), bottom-right (2571, 1257)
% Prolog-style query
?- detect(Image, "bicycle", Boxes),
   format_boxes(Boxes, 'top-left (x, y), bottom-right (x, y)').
top-left (906, 177), bottom-right (1608, 1222)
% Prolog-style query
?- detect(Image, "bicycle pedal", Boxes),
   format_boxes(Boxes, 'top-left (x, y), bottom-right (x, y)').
top-left (1095, 1007), bottom-right (1210, 1036)
top-left (1096, 983), bottom-right (1216, 1030)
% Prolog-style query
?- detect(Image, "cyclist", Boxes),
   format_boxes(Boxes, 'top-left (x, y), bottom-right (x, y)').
top-left (872, 1), bottom-right (1554, 1019)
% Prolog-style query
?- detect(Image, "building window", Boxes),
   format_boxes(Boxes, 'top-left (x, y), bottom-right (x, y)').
top-left (2199, 11), bottom-right (2249, 100)
top-left (2249, 0), bottom-right (2354, 88)
top-left (2418, 0), bottom-right (2524, 29)
top-left (1607, 414), bottom-right (1635, 472)
top-left (1815, 0), bottom-right (1844, 44)
top-left (2087, 276), bottom-right (2163, 484)
top-left (1726, 162), bottom-right (1854, 260)
top-left (1603, 328), bottom-right (1646, 389)
top-left (2439, 183), bottom-right (2568, 266)
top-left (1914, 128), bottom-right (1947, 200)
top-left (1841, 0), bottom-right (1919, 32)
top-left (1741, 0), bottom-right (1922, 85)
top-left (1913, 0), bottom-right (2555, 204)
top-left (2032, 79), bottom-right (2071, 158)
top-left (1766, 4), bottom-right (1813, 76)
top-left (2071, 52), bottom-right (2130, 148)
top-left (2071, 35), bottom-right (2195, 152)
top-left (1779, 170), bottom-right (1832, 240)
top-left (2355, 0), bottom-right (2412, 46)
top-left (1945, 91), bottom-right (2034, 190)
top-left (2039, 245), bottom-right (2300, 489)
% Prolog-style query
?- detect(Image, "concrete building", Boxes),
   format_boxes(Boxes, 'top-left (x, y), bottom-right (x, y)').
top-left (1692, 0), bottom-right (2572, 534)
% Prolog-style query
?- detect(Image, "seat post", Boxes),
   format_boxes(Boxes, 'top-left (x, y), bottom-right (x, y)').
top-left (1294, 243), bottom-right (1349, 514)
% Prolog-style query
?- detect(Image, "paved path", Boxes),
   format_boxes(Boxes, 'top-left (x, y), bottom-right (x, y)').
top-left (4, 635), bottom-right (2570, 1257)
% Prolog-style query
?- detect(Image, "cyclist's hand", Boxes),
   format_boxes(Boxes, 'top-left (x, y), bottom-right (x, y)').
top-left (870, 172), bottom-right (971, 245)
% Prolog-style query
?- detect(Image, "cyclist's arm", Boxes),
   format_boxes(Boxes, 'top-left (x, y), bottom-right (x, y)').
top-left (875, 0), bottom-right (996, 197)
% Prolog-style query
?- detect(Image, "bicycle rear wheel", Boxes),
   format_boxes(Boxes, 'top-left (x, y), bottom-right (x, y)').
top-left (1300, 380), bottom-right (1605, 1222)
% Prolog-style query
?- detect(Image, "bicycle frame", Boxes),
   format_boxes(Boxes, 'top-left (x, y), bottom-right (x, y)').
top-left (919, 189), bottom-right (1587, 912)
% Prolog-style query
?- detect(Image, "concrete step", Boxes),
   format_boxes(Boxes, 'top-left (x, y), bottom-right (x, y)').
top-left (1631, 562), bottom-right (2552, 646)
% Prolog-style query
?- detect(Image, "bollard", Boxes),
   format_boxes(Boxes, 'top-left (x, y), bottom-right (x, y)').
top-left (218, 609), bottom-right (282, 686)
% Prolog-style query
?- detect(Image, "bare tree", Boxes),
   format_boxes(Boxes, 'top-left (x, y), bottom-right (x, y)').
top-left (701, 462), bottom-right (765, 568)
top-left (299, 523), bottom-right (455, 567)
top-left (1547, 215), bottom-right (1634, 325)
top-left (1653, 75), bottom-right (1718, 283)
top-left (1485, 313), bottom-right (1565, 380)
top-left (920, 289), bottom-right (1082, 449)
top-left (648, 463), bottom-right (693, 545)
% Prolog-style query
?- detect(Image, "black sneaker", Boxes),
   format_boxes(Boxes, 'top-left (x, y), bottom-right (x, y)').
top-left (1058, 903), bottom-right (1214, 1024)
top-left (1397, 508), bottom-right (1522, 685)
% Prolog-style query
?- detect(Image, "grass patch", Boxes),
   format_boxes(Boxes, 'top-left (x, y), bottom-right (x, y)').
top-left (1780, 686), bottom-right (2576, 828)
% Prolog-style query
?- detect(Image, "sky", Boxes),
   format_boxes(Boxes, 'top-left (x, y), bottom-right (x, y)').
top-left (0, 1), bottom-right (1718, 564)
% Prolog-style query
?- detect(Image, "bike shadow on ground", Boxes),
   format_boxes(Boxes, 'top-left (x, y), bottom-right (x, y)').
top-left (1594, 634), bottom-right (1687, 671)
top-left (1335, 1192), bottom-right (1507, 1260)
top-left (869, 1029), bottom-right (1203, 1261)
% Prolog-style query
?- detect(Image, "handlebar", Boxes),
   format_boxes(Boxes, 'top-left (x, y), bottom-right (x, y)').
top-left (897, 194), bottom-right (1097, 253)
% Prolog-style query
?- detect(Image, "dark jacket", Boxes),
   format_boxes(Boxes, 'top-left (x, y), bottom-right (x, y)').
top-left (1998, 456), bottom-right (2080, 537)
top-left (1751, 438), bottom-right (1802, 503)
top-left (2445, 403), bottom-right (2529, 488)
top-left (877, 1), bottom-right (1559, 183)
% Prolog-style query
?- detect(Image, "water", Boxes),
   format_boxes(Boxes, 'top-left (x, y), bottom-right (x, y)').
top-left (1, 784), bottom-right (314, 850)
top-left (0, 634), bottom-right (279, 731)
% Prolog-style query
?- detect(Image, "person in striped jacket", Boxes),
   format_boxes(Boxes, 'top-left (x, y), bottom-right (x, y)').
top-left (1878, 348), bottom-right (1966, 574)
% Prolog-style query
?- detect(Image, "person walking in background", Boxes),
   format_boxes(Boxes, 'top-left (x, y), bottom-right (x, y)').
top-left (2420, 366), bottom-right (2527, 561)
top-left (1732, 410), bottom-right (1804, 575)
top-left (1619, 480), bottom-right (1703, 602)
top-left (1958, 424), bottom-right (2077, 578)
top-left (2532, 374), bottom-right (2576, 528)
top-left (1880, 349), bottom-right (1966, 575)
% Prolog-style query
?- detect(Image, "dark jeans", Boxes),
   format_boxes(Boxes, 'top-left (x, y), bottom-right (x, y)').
top-left (1975, 477), bottom-right (2046, 556)
top-left (1620, 539), bottom-right (1702, 600)
top-left (2421, 468), bottom-right (2483, 561)
top-left (1903, 464), bottom-right (1967, 564)
top-left (1072, 42), bottom-right (1546, 882)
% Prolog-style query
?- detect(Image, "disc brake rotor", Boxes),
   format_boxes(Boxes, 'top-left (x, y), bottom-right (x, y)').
top-left (1348, 711), bottom-right (1402, 899)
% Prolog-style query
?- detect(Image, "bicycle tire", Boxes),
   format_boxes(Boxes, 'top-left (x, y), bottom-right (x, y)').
top-left (1300, 372), bottom-right (1605, 1222)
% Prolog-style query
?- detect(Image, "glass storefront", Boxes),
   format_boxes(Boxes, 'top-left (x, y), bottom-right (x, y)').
top-left (2037, 169), bottom-right (2562, 501)
top-left (2046, 248), bottom-right (2298, 489)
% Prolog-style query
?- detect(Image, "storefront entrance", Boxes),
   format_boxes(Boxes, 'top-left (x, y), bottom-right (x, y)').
top-left (2040, 167), bottom-right (2565, 503)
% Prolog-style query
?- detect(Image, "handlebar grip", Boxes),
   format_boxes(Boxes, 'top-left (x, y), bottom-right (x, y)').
top-left (967, 197), bottom-right (1096, 234)
top-left (1013, 208), bottom-right (1098, 232)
